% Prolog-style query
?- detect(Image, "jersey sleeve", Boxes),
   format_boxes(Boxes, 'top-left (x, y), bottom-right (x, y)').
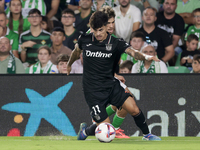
top-left (11, 34), bottom-right (19, 51)
top-left (117, 38), bottom-right (130, 54)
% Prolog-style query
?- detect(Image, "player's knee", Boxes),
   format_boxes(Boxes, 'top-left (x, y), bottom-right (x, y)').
top-left (111, 105), bottom-right (117, 112)
top-left (116, 108), bottom-right (128, 118)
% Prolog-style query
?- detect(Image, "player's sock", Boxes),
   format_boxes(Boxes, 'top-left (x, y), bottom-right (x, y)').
top-left (106, 105), bottom-right (116, 116)
top-left (132, 110), bottom-right (149, 135)
top-left (85, 124), bottom-right (97, 136)
top-left (112, 114), bottom-right (125, 129)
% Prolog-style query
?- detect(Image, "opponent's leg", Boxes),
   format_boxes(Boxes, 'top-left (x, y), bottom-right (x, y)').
top-left (106, 105), bottom-right (116, 116)
top-left (122, 96), bottom-right (161, 141)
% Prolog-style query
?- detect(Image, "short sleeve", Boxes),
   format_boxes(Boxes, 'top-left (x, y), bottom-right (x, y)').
top-left (173, 15), bottom-right (185, 36)
top-left (132, 6), bottom-right (142, 23)
top-left (117, 38), bottom-right (130, 54)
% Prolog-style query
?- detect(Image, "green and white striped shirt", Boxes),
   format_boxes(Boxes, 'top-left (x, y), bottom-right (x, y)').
top-left (6, 0), bottom-right (46, 18)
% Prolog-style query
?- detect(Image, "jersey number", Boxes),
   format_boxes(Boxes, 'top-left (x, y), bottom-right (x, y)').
top-left (92, 105), bottom-right (101, 115)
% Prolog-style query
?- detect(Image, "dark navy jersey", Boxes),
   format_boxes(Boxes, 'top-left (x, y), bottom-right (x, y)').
top-left (78, 33), bottom-right (130, 92)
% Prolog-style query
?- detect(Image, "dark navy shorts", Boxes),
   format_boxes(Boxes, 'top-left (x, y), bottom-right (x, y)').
top-left (84, 80), bottom-right (132, 123)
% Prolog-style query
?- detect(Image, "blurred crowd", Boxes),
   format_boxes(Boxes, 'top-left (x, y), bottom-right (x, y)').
top-left (0, 0), bottom-right (200, 74)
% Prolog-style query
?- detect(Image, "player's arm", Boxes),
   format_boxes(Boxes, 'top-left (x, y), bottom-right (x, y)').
top-left (125, 47), bottom-right (160, 62)
top-left (66, 43), bottom-right (83, 75)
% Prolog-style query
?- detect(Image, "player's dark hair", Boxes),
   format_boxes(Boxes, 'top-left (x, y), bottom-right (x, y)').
top-left (37, 45), bottom-right (51, 55)
top-left (119, 60), bottom-right (134, 72)
top-left (193, 54), bottom-right (200, 63)
top-left (192, 8), bottom-right (200, 16)
top-left (62, 8), bottom-right (75, 17)
top-left (89, 11), bottom-right (108, 30)
top-left (187, 34), bottom-right (199, 43)
top-left (52, 27), bottom-right (65, 36)
top-left (143, 6), bottom-right (157, 16)
top-left (99, 6), bottom-right (115, 19)
top-left (28, 8), bottom-right (41, 16)
top-left (130, 31), bottom-right (145, 41)
top-left (56, 54), bottom-right (70, 65)
top-left (42, 15), bottom-right (53, 32)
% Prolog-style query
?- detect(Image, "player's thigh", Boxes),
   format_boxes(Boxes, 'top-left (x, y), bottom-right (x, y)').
top-left (84, 91), bottom-right (110, 123)
top-left (122, 96), bottom-right (140, 116)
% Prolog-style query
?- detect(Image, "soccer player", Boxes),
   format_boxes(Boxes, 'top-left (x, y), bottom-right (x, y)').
top-left (66, 11), bottom-right (161, 141)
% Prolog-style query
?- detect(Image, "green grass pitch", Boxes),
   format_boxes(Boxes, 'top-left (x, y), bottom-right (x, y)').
top-left (0, 136), bottom-right (199, 150)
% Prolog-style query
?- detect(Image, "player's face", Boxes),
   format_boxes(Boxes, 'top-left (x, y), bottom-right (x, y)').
top-left (119, 0), bottom-right (130, 8)
top-left (57, 61), bottom-right (68, 74)
top-left (93, 25), bottom-right (108, 41)
top-left (142, 9), bottom-right (157, 25)
top-left (0, 14), bottom-right (8, 29)
top-left (28, 13), bottom-right (42, 27)
top-left (51, 31), bottom-right (65, 46)
top-left (107, 17), bottom-right (115, 34)
top-left (0, 38), bottom-right (11, 54)
top-left (192, 59), bottom-right (200, 73)
top-left (10, 0), bottom-right (22, 14)
top-left (61, 13), bottom-right (75, 27)
top-left (187, 40), bottom-right (198, 51)
top-left (163, 0), bottom-right (177, 15)
top-left (38, 49), bottom-right (51, 64)
top-left (142, 46), bottom-right (156, 56)
top-left (79, 0), bottom-right (93, 10)
top-left (119, 68), bottom-right (130, 73)
top-left (130, 37), bottom-right (144, 50)
top-left (194, 12), bottom-right (200, 25)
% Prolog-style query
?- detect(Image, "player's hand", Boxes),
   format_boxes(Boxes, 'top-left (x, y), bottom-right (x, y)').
top-left (66, 64), bottom-right (71, 75)
top-left (22, 41), bottom-right (37, 48)
top-left (148, 56), bottom-right (160, 62)
top-left (115, 74), bottom-right (126, 83)
top-left (181, 58), bottom-right (187, 64)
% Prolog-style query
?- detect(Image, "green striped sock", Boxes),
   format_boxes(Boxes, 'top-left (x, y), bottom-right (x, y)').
top-left (106, 105), bottom-right (116, 116)
top-left (112, 114), bottom-right (125, 129)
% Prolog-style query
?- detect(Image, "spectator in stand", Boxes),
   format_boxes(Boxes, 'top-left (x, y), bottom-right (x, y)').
top-left (5, 0), bottom-right (46, 18)
top-left (137, 7), bottom-right (174, 64)
top-left (0, 37), bottom-right (25, 74)
top-left (131, 45), bottom-right (168, 73)
top-left (61, 8), bottom-right (81, 50)
top-left (8, 0), bottom-right (31, 35)
top-left (91, 0), bottom-right (114, 12)
top-left (50, 27), bottom-right (72, 65)
top-left (67, 0), bottom-right (80, 11)
top-left (29, 46), bottom-right (58, 74)
top-left (175, 0), bottom-right (200, 27)
top-left (121, 31), bottom-right (145, 64)
top-left (19, 9), bottom-right (51, 66)
top-left (56, 54), bottom-right (70, 74)
top-left (155, 0), bottom-right (184, 49)
top-left (185, 8), bottom-right (200, 50)
top-left (0, 0), bottom-right (10, 11)
top-left (0, 11), bottom-right (19, 58)
top-left (191, 54), bottom-right (200, 73)
top-left (131, 0), bottom-right (160, 13)
top-left (44, 0), bottom-right (60, 20)
top-left (119, 60), bottom-right (133, 73)
top-left (70, 53), bottom-right (83, 74)
top-left (41, 16), bottom-right (63, 33)
top-left (180, 34), bottom-right (200, 71)
top-left (113, 0), bottom-right (141, 43)
top-left (75, 0), bottom-right (93, 33)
